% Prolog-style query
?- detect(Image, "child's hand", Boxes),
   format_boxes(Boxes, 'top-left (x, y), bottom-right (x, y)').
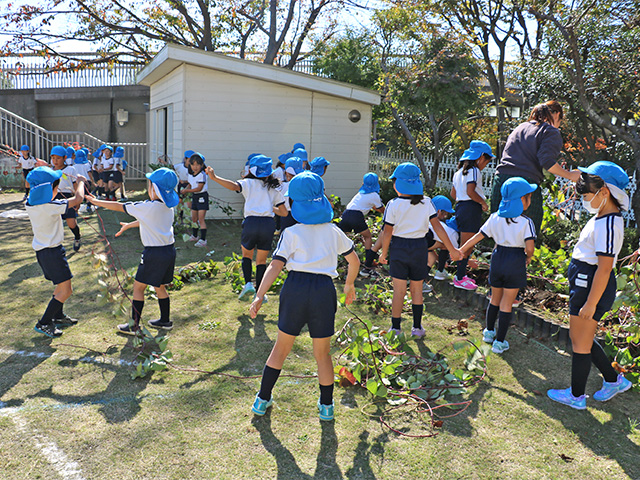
top-left (481, 201), bottom-right (489, 212)
top-left (115, 222), bottom-right (129, 237)
top-left (450, 249), bottom-right (463, 262)
top-left (76, 174), bottom-right (87, 184)
top-left (86, 194), bottom-right (97, 204)
top-left (578, 302), bottom-right (596, 321)
top-left (379, 253), bottom-right (388, 265)
top-left (344, 284), bottom-right (356, 305)
top-left (249, 297), bottom-right (263, 318)
top-left (205, 166), bottom-right (215, 179)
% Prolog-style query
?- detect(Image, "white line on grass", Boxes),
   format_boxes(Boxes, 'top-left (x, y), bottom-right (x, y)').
top-left (0, 347), bottom-right (137, 367)
top-left (7, 412), bottom-right (86, 480)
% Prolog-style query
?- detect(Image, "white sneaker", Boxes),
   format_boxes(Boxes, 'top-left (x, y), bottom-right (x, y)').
top-left (238, 282), bottom-right (256, 301)
top-left (422, 283), bottom-right (433, 293)
top-left (194, 239), bottom-right (207, 247)
top-left (433, 270), bottom-right (448, 281)
top-left (187, 235), bottom-right (198, 242)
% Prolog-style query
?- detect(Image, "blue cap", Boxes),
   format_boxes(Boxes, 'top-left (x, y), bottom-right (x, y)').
top-left (66, 147), bottom-right (76, 158)
top-left (288, 171), bottom-right (333, 225)
top-left (309, 156), bottom-right (330, 176)
top-left (114, 147), bottom-right (124, 158)
top-left (578, 161), bottom-right (629, 190)
top-left (146, 167), bottom-right (179, 208)
top-left (278, 152), bottom-right (292, 165)
top-left (246, 153), bottom-right (261, 166)
top-left (460, 140), bottom-right (494, 161)
top-left (285, 157), bottom-right (304, 175)
top-left (80, 147), bottom-right (89, 156)
top-left (249, 155), bottom-right (273, 178)
top-left (293, 148), bottom-right (307, 161)
top-left (498, 177), bottom-right (538, 218)
top-left (191, 152), bottom-right (206, 164)
top-left (20, 145), bottom-right (29, 151)
top-left (390, 162), bottom-right (423, 195)
top-left (432, 195), bottom-right (454, 213)
top-left (445, 216), bottom-right (459, 232)
top-left (50, 145), bottom-right (67, 157)
top-left (359, 173), bottom-right (380, 194)
top-left (293, 143), bottom-right (306, 151)
top-left (184, 149), bottom-right (195, 159)
top-left (26, 166), bottom-right (63, 205)
top-left (74, 149), bottom-right (88, 164)
top-left (98, 144), bottom-right (107, 151)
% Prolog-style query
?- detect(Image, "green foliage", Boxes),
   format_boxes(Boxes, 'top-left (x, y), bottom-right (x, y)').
top-left (131, 326), bottom-right (173, 380)
top-left (527, 244), bottom-right (569, 294)
top-left (168, 260), bottom-right (219, 291)
top-left (329, 194), bottom-right (345, 219)
top-left (222, 252), bottom-right (287, 294)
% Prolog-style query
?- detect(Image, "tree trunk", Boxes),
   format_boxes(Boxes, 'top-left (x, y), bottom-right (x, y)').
top-left (390, 106), bottom-right (430, 187)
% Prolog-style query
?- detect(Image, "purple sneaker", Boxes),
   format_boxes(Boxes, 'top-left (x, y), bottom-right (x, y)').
top-left (547, 387), bottom-right (586, 410)
top-left (593, 374), bottom-right (632, 402)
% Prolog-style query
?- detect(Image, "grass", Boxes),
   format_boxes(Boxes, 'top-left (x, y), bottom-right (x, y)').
top-left (0, 189), bottom-right (639, 480)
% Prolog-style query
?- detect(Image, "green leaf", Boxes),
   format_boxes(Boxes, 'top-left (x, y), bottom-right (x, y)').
top-left (366, 378), bottom-right (379, 395)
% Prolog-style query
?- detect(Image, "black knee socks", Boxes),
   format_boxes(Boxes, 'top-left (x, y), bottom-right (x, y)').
top-left (256, 264), bottom-right (267, 291)
top-left (70, 225), bottom-right (80, 240)
top-left (158, 297), bottom-right (170, 323)
top-left (391, 317), bottom-right (401, 330)
top-left (571, 352), bottom-right (591, 397)
top-left (320, 384), bottom-right (334, 405)
top-left (496, 311), bottom-right (512, 342)
top-left (437, 250), bottom-right (449, 271)
top-left (591, 339), bottom-right (618, 383)
top-left (200, 228), bottom-right (207, 241)
top-left (192, 227), bottom-right (199, 238)
top-left (258, 365), bottom-right (281, 401)
top-left (39, 297), bottom-right (63, 325)
top-left (456, 257), bottom-right (468, 280)
top-left (131, 299), bottom-right (144, 327)
top-left (485, 304), bottom-right (499, 331)
top-left (242, 258), bottom-right (252, 284)
top-left (364, 249), bottom-right (375, 268)
top-left (412, 304), bottom-right (423, 329)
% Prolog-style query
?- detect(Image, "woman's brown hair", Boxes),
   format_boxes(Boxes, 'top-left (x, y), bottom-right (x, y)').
top-left (528, 100), bottom-right (563, 126)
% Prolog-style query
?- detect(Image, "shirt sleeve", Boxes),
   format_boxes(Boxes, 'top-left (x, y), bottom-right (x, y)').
top-left (272, 188), bottom-right (285, 207)
top-left (335, 226), bottom-right (355, 256)
top-left (537, 125), bottom-right (563, 170)
top-left (594, 216), bottom-right (621, 257)
top-left (465, 167), bottom-right (478, 185)
top-left (479, 215), bottom-right (494, 239)
top-left (123, 201), bottom-right (149, 221)
top-left (273, 228), bottom-right (294, 263)
top-left (383, 199), bottom-right (396, 225)
top-left (426, 198), bottom-right (437, 219)
top-left (524, 217), bottom-right (537, 241)
top-left (372, 193), bottom-right (383, 209)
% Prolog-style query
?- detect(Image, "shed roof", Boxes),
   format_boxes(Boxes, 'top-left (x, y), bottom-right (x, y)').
top-left (137, 43), bottom-right (381, 106)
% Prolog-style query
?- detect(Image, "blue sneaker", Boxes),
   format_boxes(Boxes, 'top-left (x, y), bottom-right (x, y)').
top-left (482, 329), bottom-right (496, 343)
top-left (318, 400), bottom-right (334, 421)
top-left (238, 282), bottom-right (256, 301)
top-left (547, 387), bottom-right (587, 410)
top-left (251, 394), bottom-right (273, 416)
top-left (491, 339), bottom-right (509, 354)
top-left (593, 374), bottom-right (632, 402)
top-left (34, 322), bottom-right (62, 338)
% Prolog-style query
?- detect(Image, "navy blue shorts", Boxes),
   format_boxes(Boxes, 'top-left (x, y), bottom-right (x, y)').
top-left (54, 192), bottom-right (76, 219)
top-left (191, 192), bottom-right (209, 211)
top-left (135, 244), bottom-right (176, 287)
top-left (389, 236), bottom-right (428, 281)
top-left (22, 168), bottom-right (33, 179)
top-left (280, 212), bottom-right (297, 231)
top-left (338, 210), bottom-right (368, 234)
top-left (36, 245), bottom-right (73, 285)
top-left (100, 171), bottom-right (112, 183)
top-left (489, 245), bottom-right (527, 289)
top-left (278, 271), bottom-right (337, 338)
top-left (426, 230), bottom-right (435, 249)
top-left (568, 258), bottom-right (616, 321)
top-left (110, 171), bottom-right (123, 183)
top-left (455, 200), bottom-right (483, 233)
top-left (241, 216), bottom-right (276, 251)
top-left (91, 170), bottom-right (101, 183)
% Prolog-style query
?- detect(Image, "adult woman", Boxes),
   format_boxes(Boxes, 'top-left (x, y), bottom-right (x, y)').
top-left (490, 101), bottom-right (581, 233)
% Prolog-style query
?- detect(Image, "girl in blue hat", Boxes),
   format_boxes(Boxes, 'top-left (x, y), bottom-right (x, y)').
top-left (111, 146), bottom-right (126, 201)
top-left (547, 161), bottom-right (632, 409)
top-left (277, 156), bottom-right (305, 232)
top-left (181, 153), bottom-right (209, 248)
top-left (338, 172), bottom-right (385, 276)
top-left (379, 163), bottom-right (463, 338)
top-left (309, 156), bottom-right (330, 177)
top-left (25, 166), bottom-right (88, 337)
top-left (50, 146), bottom-right (83, 252)
top-left (16, 144), bottom-right (37, 201)
top-left (451, 140), bottom-right (494, 291)
top-left (87, 167), bottom-right (180, 335)
top-left (460, 177), bottom-right (537, 354)
top-left (206, 155), bottom-right (288, 301)
top-left (249, 171), bottom-right (360, 421)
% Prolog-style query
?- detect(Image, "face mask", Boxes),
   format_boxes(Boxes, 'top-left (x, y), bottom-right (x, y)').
top-left (582, 189), bottom-right (606, 214)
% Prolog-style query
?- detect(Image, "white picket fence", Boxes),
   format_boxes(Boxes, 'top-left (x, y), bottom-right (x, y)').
top-left (369, 151), bottom-right (637, 228)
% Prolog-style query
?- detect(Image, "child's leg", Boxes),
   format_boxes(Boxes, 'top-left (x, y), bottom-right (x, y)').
top-left (154, 285), bottom-right (170, 324)
top-left (390, 277), bottom-right (408, 330)
top-left (568, 314), bottom-right (599, 397)
top-left (456, 231), bottom-right (474, 280)
top-left (241, 246), bottom-right (255, 285)
top-left (191, 209), bottom-right (199, 238)
top-left (312, 337), bottom-right (334, 405)
top-left (198, 210), bottom-right (207, 241)
top-left (496, 288), bottom-right (519, 342)
top-left (131, 280), bottom-right (147, 327)
top-left (258, 330), bottom-right (296, 401)
top-left (408, 279), bottom-right (424, 329)
top-left (485, 287), bottom-right (501, 333)
top-left (66, 217), bottom-right (81, 240)
top-left (39, 279), bottom-right (72, 326)
top-left (255, 249), bottom-right (269, 291)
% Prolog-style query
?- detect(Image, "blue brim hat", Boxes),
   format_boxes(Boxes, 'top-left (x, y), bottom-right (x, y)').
top-left (285, 157), bottom-right (304, 175)
top-left (249, 155), bottom-right (273, 178)
top-left (50, 145), bottom-right (67, 157)
top-left (20, 145), bottom-right (29, 151)
top-left (293, 142), bottom-right (306, 151)
top-left (359, 172), bottom-right (380, 194)
top-left (27, 166), bottom-right (63, 206)
top-left (146, 167), bottom-right (179, 208)
top-left (445, 216), bottom-right (459, 232)
top-left (309, 156), bottom-right (330, 176)
top-left (184, 149), bottom-right (195, 159)
top-left (114, 147), bottom-right (124, 158)
top-left (292, 148), bottom-right (307, 161)
top-left (390, 162), bottom-right (423, 195)
top-left (74, 151), bottom-right (88, 164)
top-left (66, 147), bottom-right (75, 157)
top-left (498, 177), bottom-right (538, 218)
top-left (432, 195), bottom-right (454, 213)
top-left (460, 140), bottom-right (494, 161)
top-left (578, 161), bottom-right (630, 211)
top-left (288, 171), bottom-right (333, 225)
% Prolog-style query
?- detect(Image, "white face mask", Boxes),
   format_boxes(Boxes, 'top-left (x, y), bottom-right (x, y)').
top-left (582, 189), bottom-right (607, 214)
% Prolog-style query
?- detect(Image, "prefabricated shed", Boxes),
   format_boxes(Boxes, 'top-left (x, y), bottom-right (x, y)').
top-left (137, 43), bottom-right (381, 218)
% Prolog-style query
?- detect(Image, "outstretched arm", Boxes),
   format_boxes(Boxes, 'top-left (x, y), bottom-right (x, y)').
top-left (459, 232), bottom-right (485, 257)
top-left (430, 217), bottom-right (463, 261)
top-left (205, 166), bottom-right (241, 192)
top-left (249, 259), bottom-right (285, 318)
top-left (115, 221), bottom-right (140, 237)
top-left (343, 250), bottom-right (360, 305)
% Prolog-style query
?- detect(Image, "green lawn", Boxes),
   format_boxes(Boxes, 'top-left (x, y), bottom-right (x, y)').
top-left (0, 190), bottom-right (638, 480)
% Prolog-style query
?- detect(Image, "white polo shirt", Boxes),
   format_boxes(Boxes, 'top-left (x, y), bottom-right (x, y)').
top-left (383, 196), bottom-right (437, 239)
top-left (26, 200), bottom-right (68, 251)
top-left (278, 181), bottom-right (291, 211)
top-left (572, 213), bottom-right (624, 265)
top-left (452, 166), bottom-right (486, 201)
top-left (479, 213), bottom-right (536, 248)
top-left (57, 166), bottom-right (76, 194)
top-left (188, 171), bottom-right (207, 191)
top-left (101, 156), bottom-right (115, 172)
top-left (174, 162), bottom-right (189, 183)
top-left (123, 200), bottom-right (175, 247)
top-left (74, 162), bottom-right (92, 180)
top-left (433, 221), bottom-right (460, 248)
top-left (345, 192), bottom-right (383, 215)
top-left (273, 223), bottom-right (354, 278)
top-left (237, 178), bottom-right (285, 218)
top-left (19, 155), bottom-right (37, 169)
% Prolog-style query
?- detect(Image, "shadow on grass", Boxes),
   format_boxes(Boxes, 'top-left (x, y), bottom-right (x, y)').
top-left (345, 430), bottom-right (390, 480)
top-left (27, 338), bottom-right (151, 424)
top-left (0, 339), bottom-right (55, 408)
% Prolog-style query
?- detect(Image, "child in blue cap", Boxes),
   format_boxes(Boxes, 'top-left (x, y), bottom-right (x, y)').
top-left (451, 140), bottom-right (494, 291)
top-left (427, 195), bottom-right (459, 286)
top-left (87, 167), bottom-right (180, 334)
top-left (206, 155), bottom-right (287, 301)
top-left (112, 146), bottom-right (126, 200)
top-left (16, 144), bottom-right (37, 200)
top-left (249, 171), bottom-right (360, 421)
top-left (181, 153), bottom-right (209, 247)
top-left (460, 177), bottom-right (537, 354)
top-left (277, 156), bottom-right (305, 232)
top-left (25, 166), bottom-right (87, 337)
top-left (338, 172), bottom-right (385, 276)
top-left (380, 163), bottom-right (463, 338)
top-left (50, 146), bottom-right (83, 251)
top-left (73, 149), bottom-right (94, 214)
top-left (547, 161), bottom-right (632, 409)
top-left (309, 156), bottom-right (330, 177)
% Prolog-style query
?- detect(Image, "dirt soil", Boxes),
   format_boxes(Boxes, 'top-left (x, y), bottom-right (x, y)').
top-left (520, 287), bottom-right (567, 312)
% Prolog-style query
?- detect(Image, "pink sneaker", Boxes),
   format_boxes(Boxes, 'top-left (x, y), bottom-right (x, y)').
top-left (453, 276), bottom-right (477, 291)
